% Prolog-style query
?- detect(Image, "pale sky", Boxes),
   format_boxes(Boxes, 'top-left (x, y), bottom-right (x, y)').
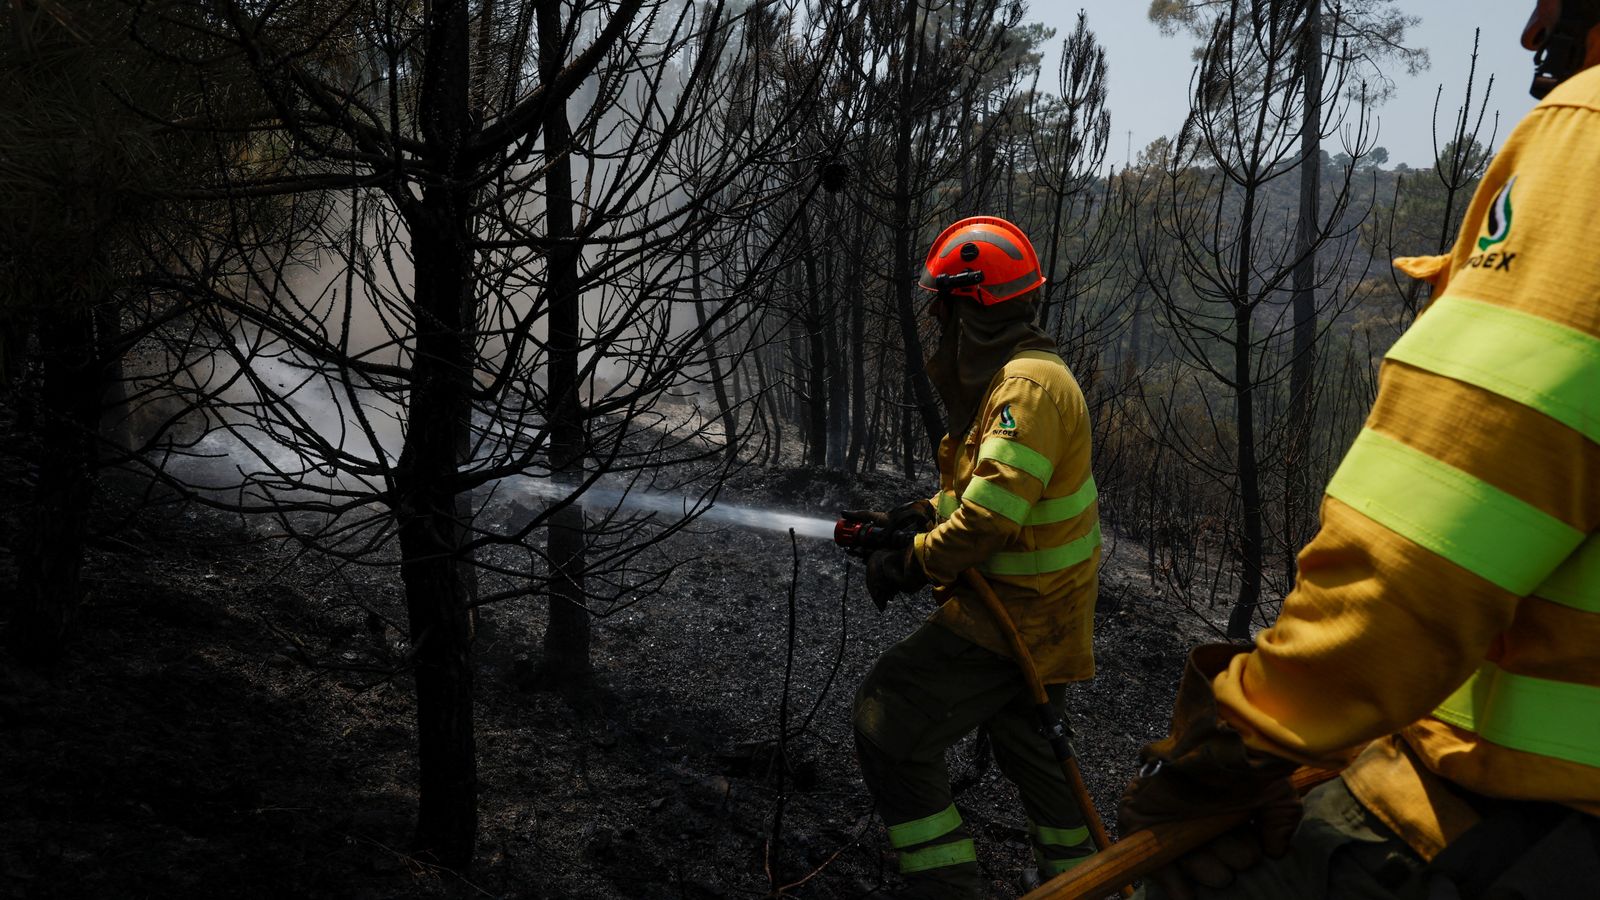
top-left (1032, 1), bottom-right (1535, 170)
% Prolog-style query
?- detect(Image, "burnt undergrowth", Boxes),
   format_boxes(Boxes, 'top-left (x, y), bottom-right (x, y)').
top-left (0, 460), bottom-right (1213, 899)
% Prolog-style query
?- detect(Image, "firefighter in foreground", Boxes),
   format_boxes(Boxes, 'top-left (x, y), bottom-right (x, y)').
top-left (1117, 3), bottom-right (1600, 897)
top-left (846, 216), bottom-right (1102, 897)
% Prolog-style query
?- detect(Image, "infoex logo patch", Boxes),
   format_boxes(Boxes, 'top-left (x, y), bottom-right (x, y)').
top-left (1478, 175), bottom-right (1516, 252)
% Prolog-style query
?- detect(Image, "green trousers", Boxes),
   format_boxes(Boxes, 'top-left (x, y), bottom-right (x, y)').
top-left (1134, 778), bottom-right (1427, 900)
top-left (853, 622), bottom-right (1096, 899)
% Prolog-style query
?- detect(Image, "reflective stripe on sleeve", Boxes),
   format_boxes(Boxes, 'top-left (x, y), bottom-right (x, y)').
top-left (887, 804), bottom-right (962, 849)
top-left (978, 437), bottom-right (1054, 486)
top-left (898, 838), bottom-right (978, 874)
top-left (1325, 428), bottom-right (1584, 594)
top-left (1028, 476), bottom-right (1097, 525)
top-left (961, 476), bottom-right (1097, 527)
top-left (1433, 663), bottom-right (1600, 769)
top-left (1386, 296), bottom-right (1600, 443)
top-left (980, 522), bottom-right (1102, 577)
top-left (962, 478), bottom-right (1032, 524)
top-left (935, 490), bottom-right (960, 519)
top-left (1533, 533), bottom-right (1600, 613)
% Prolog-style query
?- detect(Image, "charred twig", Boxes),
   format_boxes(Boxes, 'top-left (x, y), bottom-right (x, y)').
top-left (789, 560), bottom-right (851, 741)
top-left (763, 527), bottom-right (802, 895)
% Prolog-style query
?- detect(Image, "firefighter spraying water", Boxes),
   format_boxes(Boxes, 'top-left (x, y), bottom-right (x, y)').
top-left (825, 216), bottom-right (1110, 897)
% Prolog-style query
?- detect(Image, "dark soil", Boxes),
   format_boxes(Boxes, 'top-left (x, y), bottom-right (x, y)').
top-left (0, 465), bottom-right (1219, 899)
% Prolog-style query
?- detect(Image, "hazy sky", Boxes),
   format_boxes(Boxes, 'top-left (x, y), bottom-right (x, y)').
top-left (1031, 1), bottom-right (1535, 169)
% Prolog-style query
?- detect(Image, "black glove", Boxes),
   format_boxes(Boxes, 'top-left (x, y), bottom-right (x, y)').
top-left (841, 498), bottom-right (936, 533)
top-left (1118, 644), bottom-right (1302, 899)
top-left (864, 546), bottom-right (930, 611)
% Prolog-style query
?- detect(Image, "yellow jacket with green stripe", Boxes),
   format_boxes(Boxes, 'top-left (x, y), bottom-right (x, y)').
top-left (912, 349), bottom-right (1100, 685)
top-left (1211, 67), bottom-right (1600, 860)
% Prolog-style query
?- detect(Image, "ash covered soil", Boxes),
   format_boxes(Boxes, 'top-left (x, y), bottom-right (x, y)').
top-left (0, 464), bottom-right (1226, 899)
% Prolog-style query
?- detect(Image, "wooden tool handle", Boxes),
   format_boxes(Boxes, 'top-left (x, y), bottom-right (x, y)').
top-left (960, 569), bottom-right (1132, 898)
top-left (1020, 767), bottom-right (1340, 900)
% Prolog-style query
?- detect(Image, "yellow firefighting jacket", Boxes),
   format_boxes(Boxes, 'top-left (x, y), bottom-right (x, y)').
top-left (1211, 67), bottom-right (1600, 859)
top-left (912, 349), bottom-right (1100, 684)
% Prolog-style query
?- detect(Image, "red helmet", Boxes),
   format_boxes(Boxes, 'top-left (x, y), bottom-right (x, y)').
top-left (917, 216), bottom-right (1045, 305)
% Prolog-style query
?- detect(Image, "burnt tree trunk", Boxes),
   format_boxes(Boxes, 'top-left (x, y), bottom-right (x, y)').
top-left (8, 305), bottom-right (101, 666)
top-left (393, 0), bottom-right (479, 866)
top-left (1227, 182), bottom-right (1264, 641)
top-left (1038, 113), bottom-right (1077, 332)
top-left (797, 209), bottom-right (828, 467)
top-left (891, 0), bottom-right (944, 455)
top-left (846, 209), bottom-right (869, 470)
top-left (822, 224), bottom-right (847, 468)
top-left (1285, 0), bottom-right (1321, 592)
top-left (94, 302), bottom-right (132, 460)
top-left (864, 349), bottom-right (887, 472)
top-left (537, 1), bottom-right (591, 688)
top-left (753, 348), bottom-right (782, 464)
top-left (900, 378), bottom-right (916, 479)
top-left (690, 247), bottom-right (738, 464)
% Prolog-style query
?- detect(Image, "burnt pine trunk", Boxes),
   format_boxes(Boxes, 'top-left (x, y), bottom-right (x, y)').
top-left (846, 209), bottom-right (869, 470)
top-left (690, 247), bottom-right (738, 465)
top-left (752, 347), bottom-right (783, 464)
top-left (864, 350), bottom-right (887, 472)
top-left (537, 1), bottom-right (591, 687)
top-left (892, 0), bottom-right (945, 455)
top-left (798, 208), bottom-right (828, 467)
top-left (392, 0), bottom-right (478, 867)
top-left (1126, 282), bottom-right (1147, 381)
top-left (1285, 0), bottom-right (1321, 591)
top-left (8, 305), bottom-right (101, 665)
top-left (1227, 282), bottom-right (1265, 640)
top-left (1038, 106), bottom-right (1080, 332)
top-left (1227, 188), bottom-right (1267, 638)
top-left (823, 228), bottom-right (848, 468)
top-left (900, 382), bottom-right (916, 479)
top-left (95, 302), bottom-right (133, 460)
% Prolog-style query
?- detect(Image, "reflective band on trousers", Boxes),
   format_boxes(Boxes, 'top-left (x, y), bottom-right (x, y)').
top-left (980, 522), bottom-right (1102, 577)
top-left (888, 803), bottom-right (962, 848)
top-left (1325, 428), bottom-right (1584, 594)
top-left (899, 838), bottom-right (978, 874)
top-left (962, 475), bottom-right (1098, 526)
top-left (1534, 532), bottom-right (1600, 613)
top-left (1433, 662), bottom-right (1600, 769)
top-left (1030, 820), bottom-right (1095, 876)
top-left (978, 437), bottom-right (1054, 486)
top-left (1035, 850), bottom-right (1091, 876)
top-left (1386, 295), bottom-right (1600, 443)
top-left (1030, 821), bottom-right (1091, 848)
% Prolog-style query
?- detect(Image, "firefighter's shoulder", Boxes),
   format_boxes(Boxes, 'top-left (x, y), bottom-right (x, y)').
top-left (999, 349), bottom-right (1069, 385)
top-left (998, 351), bottom-right (1086, 416)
